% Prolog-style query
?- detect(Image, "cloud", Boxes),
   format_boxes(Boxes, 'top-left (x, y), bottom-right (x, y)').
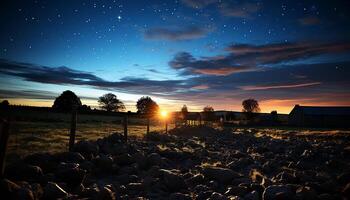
top-left (191, 84), bottom-right (209, 90)
top-left (226, 41), bottom-right (350, 65)
top-left (299, 16), bottom-right (321, 26)
top-left (0, 59), bottom-right (185, 95)
top-left (239, 82), bottom-right (322, 91)
top-left (169, 52), bottom-right (254, 76)
top-left (144, 26), bottom-right (210, 41)
top-left (181, 0), bottom-right (216, 8)
top-left (219, 2), bottom-right (261, 18)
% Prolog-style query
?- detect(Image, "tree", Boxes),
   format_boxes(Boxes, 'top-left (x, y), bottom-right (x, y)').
top-left (203, 106), bottom-right (215, 122)
top-left (136, 96), bottom-right (159, 116)
top-left (242, 99), bottom-right (260, 121)
top-left (98, 93), bottom-right (125, 112)
top-left (0, 100), bottom-right (10, 110)
top-left (270, 110), bottom-right (278, 123)
top-left (52, 90), bottom-right (82, 112)
top-left (136, 96), bottom-right (159, 134)
top-left (181, 105), bottom-right (188, 120)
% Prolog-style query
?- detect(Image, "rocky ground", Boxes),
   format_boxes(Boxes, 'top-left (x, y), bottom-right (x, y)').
top-left (1, 126), bottom-right (350, 200)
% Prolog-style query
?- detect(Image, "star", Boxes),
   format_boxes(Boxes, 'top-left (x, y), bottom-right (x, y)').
top-left (117, 15), bottom-right (122, 20)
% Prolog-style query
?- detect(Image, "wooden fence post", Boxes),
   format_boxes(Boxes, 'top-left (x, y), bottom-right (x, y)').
top-left (123, 114), bottom-right (128, 142)
top-left (146, 116), bottom-right (150, 134)
top-left (69, 108), bottom-right (77, 152)
top-left (165, 120), bottom-right (168, 134)
top-left (0, 119), bottom-right (10, 178)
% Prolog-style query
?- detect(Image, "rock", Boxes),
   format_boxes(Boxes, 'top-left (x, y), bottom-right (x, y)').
top-left (160, 169), bottom-right (185, 192)
top-left (262, 185), bottom-right (294, 200)
top-left (147, 153), bottom-right (163, 167)
top-left (96, 186), bottom-right (116, 200)
top-left (56, 152), bottom-right (85, 163)
top-left (196, 190), bottom-right (213, 200)
top-left (23, 153), bottom-right (56, 172)
top-left (244, 190), bottom-right (259, 200)
top-left (295, 186), bottom-right (317, 200)
top-left (55, 163), bottom-right (86, 188)
top-left (202, 166), bottom-right (241, 184)
top-left (43, 182), bottom-right (68, 199)
top-left (31, 183), bottom-right (44, 199)
top-left (186, 173), bottom-right (205, 185)
top-left (225, 186), bottom-right (248, 197)
top-left (17, 187), bottom-right (35, 200)
top-left (94, 155), bottom-right (114, 172)
top-left (74, 140), bottom-right (99, 157)
top-left (209, 192), bottom-right (228, 200)
top-left (115, 153), bottom-right (134, 166)
top-left (126, 182), bottom-right (144, 192)
top-left (342, 182), bottom-right (350, 198)
top-left (6, 164), bottom-right (43, 182)
top-left (0, 178), bottom-right (21, 199)
top-left (169, 192), bottom-right (192, 200)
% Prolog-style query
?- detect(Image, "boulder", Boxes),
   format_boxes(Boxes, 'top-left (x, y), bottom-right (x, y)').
top-left (160, 169), bottom-right (185, 192)
top-left (262, 185), bottom-right (294, 200)
top-left (169, 192), bottom-right (192, 200)
top-left (244, 190), bottom-right (259, 200)
top-left (96, 186), bottom-right (116, 200)
top-left (55, 163), bottom-right (86, 188)
top-left (43, 182), bottom-right (68, 199)
top-left (6, 164), bottom-right (43, 182)
top-left (56, 152), bottom-right (85, 163)
top-left (0, 178), bottom-right (21, 199)
top-left (295, 186), bottom-right (317, 200)
top-left (74, 140), bottom-right (99, 157)
top-left (202, 166), bottom-right (241, 184)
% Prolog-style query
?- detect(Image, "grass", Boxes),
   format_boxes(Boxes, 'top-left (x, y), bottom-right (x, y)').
top-left (6, 120), bottom-right (175, 158)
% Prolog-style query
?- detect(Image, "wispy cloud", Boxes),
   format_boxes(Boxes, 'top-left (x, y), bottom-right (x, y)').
top-left (144, 26), bottom-right (210, 41)
top-left (299, 16), bottom-right (321, 26)
top-left (219, 2), bottom-right (261, 18)
top-left (239, 82), bottom-right (322, 91)
top-left (181, 0), bottom-right (216, 8)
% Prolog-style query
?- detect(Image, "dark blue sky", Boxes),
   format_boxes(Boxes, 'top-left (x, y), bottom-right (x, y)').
top-left (1, 0), bottom-right (350, 112)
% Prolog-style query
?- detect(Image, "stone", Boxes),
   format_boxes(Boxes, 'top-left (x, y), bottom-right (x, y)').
top-left (56, 152), bottom-right (85, 163)
top-left (160, 169), bottom-right (185, 192)
top-left (74, 140), bottom-right (99, 157)
top-left (43, 182), bottom-right (68, 199)
top-left (202, 166), bottom-right (241, 184)
top-left (96, 186), bottom-right (116, 200)
top-left (225, 186), bottom-right (248, 197)
top-left (55, 162), bottom-right (86, 188)
top-left (295, 186), bottom-right (317, 200)
top-left (169, 192), bottom-right (192, 200)
top-left (115, 153), bottom-right (134, 166)
top-left (209, 192), bottom-right (228, 200)
top-left (244, 190), bottom-right (259, 200)
top-left (0, 179), bottom-right (21, 199)
top-left (94, 155), bottom-right (114, 172)
top-left (342, 182), bottom-right (350, 198)
top-left (6, 164), bottom-right (44, 182)
top-left (262, 185), bottom-right (294, 200)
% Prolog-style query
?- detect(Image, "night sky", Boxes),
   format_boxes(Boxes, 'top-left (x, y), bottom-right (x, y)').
top-left (1, 0), bottom-right (350, 113)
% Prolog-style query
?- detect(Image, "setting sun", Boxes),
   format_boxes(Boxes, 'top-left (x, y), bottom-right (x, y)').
top-left (160, 110), bottom-right (168, 118)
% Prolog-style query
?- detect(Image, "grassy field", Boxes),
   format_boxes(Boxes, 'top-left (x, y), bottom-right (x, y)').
top-left (5, 119), bottom-right (175, 160)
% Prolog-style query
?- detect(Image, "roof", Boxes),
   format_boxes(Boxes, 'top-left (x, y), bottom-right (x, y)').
top-left (291, 105), bottom-right (350, 116)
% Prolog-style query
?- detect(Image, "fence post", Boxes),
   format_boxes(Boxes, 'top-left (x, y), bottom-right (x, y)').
top-left (165, 119), bottom-right (168, 134)
top-left (123, 114), bottom-right (128, 143)
top-left (69, 108), bottom-right (77, 152)
top-left (0, 119), bottom-right (10, 178)
top-left (146, 116), bottom-right (150, 134)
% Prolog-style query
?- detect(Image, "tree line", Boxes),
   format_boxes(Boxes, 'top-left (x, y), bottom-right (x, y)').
top-left (1, 90), bottom-right (265, 120)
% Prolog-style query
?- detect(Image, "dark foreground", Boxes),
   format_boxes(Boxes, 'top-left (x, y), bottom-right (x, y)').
top-left (1, 127), bottom-right (350, 200)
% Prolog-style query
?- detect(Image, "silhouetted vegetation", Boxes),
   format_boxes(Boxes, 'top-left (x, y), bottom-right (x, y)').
top-left (203, 105), bottom-right (215, 121)
top-left (242, 98), bottom-right (260, 121)
top-left (181, 105), bottom-right (188, 120)
top-left (98, 93), bottom-right (125, 112)
top-left (136, 96), bottom-right (159, 133)
top-left (52, 90), bottom-right (82, 112)
top-left (136, 96), bottom-right (159, 116)
top-left (0, 100), bottom-right (10, 110)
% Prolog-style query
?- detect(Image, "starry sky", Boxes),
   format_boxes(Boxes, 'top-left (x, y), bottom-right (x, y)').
top-left (1, 0), bottom-right (350, 113)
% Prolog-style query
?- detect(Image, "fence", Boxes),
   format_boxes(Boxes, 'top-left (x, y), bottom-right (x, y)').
top-left (0, 108), bottom-right (177, 166)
